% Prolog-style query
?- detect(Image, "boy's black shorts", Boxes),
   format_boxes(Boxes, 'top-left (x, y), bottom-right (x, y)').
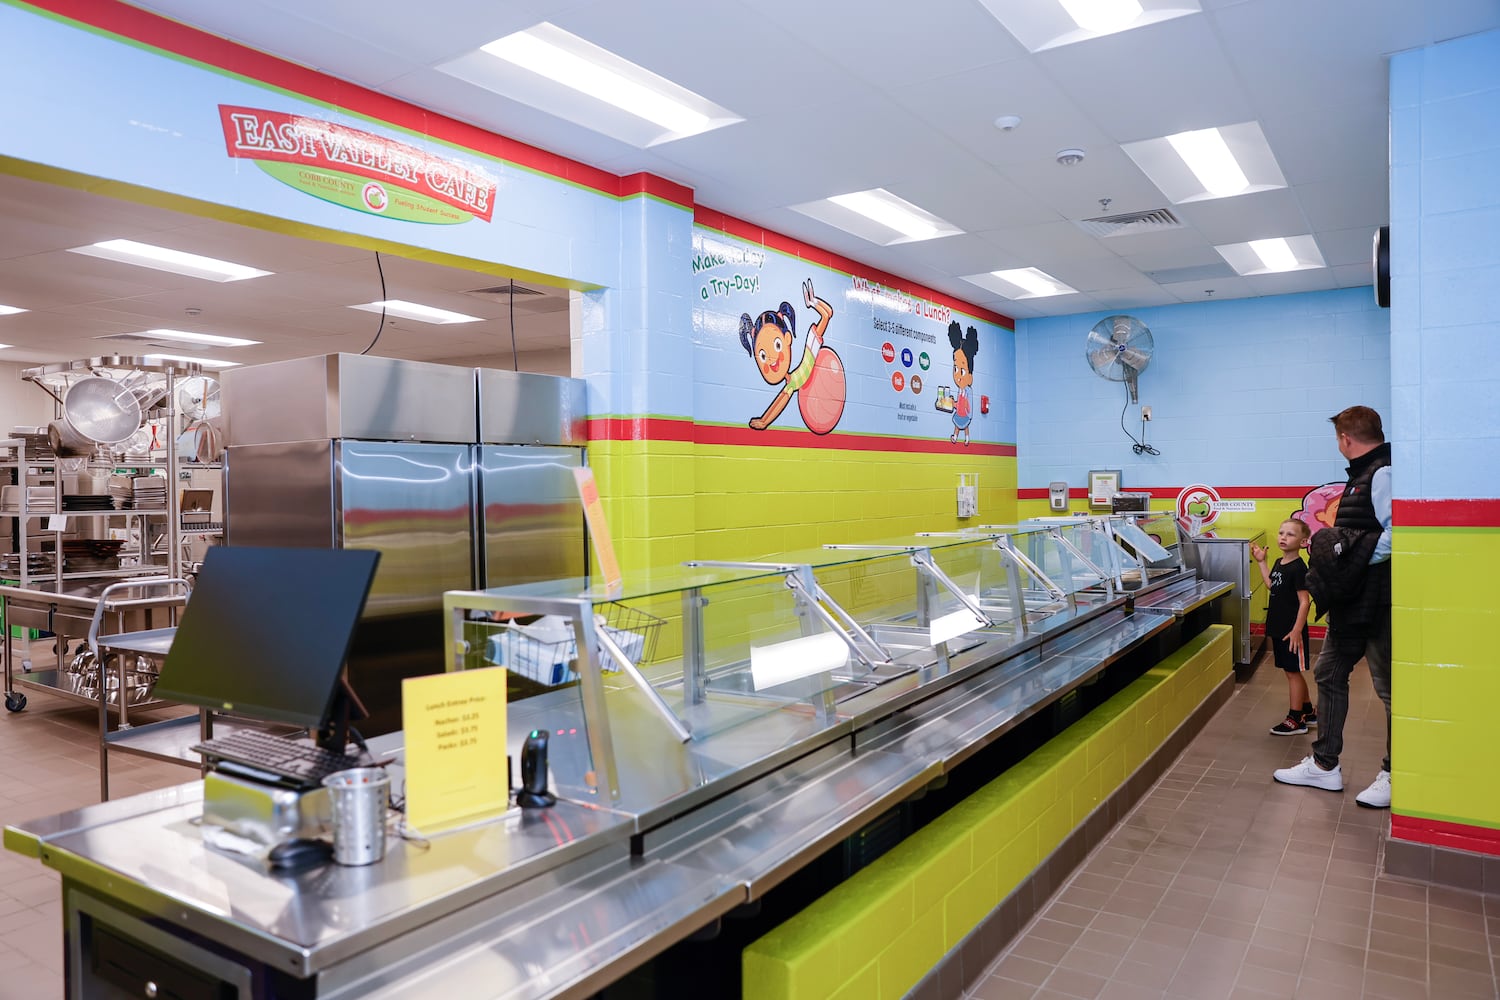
top-left (1271, 628), bottom-right (1311, 673)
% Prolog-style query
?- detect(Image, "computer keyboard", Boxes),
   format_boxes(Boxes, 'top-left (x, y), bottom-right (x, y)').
top-left (192, 729), bottom-right (366, 787)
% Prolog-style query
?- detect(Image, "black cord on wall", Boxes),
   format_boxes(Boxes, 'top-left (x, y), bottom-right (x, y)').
top-left (1120, 379), bottom-right (1160, 455)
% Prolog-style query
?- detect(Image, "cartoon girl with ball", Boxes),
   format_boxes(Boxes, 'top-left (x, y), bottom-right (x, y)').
top-left (948, 321), bottom-right (978, 446)
top-left (740, 279), bottom-right (846, 435)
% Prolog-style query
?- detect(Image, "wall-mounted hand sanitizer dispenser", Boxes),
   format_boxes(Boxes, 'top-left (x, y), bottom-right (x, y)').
top-left (1048, 481), bottom-right (1069, 512)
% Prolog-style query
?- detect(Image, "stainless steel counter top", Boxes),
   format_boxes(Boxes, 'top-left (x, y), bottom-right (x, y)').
top-left (7, 581), bottom-right (1223, 997)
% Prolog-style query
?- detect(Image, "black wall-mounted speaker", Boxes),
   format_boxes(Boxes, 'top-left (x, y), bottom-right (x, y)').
top-left (1373, 225), bottom-right (1391, 308)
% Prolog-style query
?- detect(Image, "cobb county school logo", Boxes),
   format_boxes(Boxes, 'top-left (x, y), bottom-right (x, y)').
top-left (1176, 484), bottom-right (1256, 527)
top-left (219, 105), bottom-right (497, 225)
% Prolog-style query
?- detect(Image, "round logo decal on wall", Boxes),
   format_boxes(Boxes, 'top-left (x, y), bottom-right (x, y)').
top-left (881, 342), bottom-right (896, 364)
top-left (361, 182), bottom-right (389, 213)
top-left (1176, 484), bottom-right (1221, 527)
top-left (910, 375), bottom-right (923, 395)
top-left (891, 371), bottom-right (905, 392)
top-left (918, 351), bottom-right (931, 371)
top-left (900, 347), bottom-right (914, 368)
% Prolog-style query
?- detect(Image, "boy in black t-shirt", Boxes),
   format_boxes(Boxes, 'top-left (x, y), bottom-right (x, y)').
top-left (1252, 519), bottom-right (1315, 735)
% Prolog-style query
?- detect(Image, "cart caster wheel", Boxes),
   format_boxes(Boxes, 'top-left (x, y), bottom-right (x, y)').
top-left (4, 692), bottom-right (26, 712)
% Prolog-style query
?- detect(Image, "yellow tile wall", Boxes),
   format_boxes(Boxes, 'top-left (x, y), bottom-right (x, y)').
top-left (742, 625), bottom-right (1232, 1000)
top-left (1391, 526), bottom-right (1500, 828)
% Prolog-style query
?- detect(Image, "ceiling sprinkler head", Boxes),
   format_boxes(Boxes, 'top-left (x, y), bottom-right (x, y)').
top-left (184, 306), bottom-right (203, 317)
top-left (1056, 148), bottom-right (1086, 166)
top-left (994, 114), bottom-right (1022, 132)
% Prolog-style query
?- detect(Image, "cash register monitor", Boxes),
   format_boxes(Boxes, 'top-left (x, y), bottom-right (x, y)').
top-left (154, 546), bottom-right (380, 750)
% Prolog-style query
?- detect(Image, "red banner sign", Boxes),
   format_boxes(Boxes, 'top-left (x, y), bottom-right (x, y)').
top-left (219, 105), bottom-right (496, 222)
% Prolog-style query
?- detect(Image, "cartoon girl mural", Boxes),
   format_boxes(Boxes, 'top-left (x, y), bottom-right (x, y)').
top-left (740, 279), bottom-right (846, 434)
top-left (948, 321), bottom-right (979, 445)
top-left (1294, 482), bottom-right (1345, 536)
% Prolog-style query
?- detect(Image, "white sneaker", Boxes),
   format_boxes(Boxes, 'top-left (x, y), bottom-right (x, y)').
top-left (1356, 769), bottom-right (1391, 809)
top-left (1273, 755), bottom-right (1344, 791)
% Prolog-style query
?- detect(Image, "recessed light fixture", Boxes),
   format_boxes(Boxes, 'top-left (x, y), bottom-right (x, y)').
top-left (1059, 0), bottom-right (1143, 32)
top-left (441, 22), bottom-right (741, 148)
top-left (0, 304), bottom-right (27, 316)
top-left (0, 344), bottom-right (11, 350)
top-left (67, 239), bottom-right (273, 282)
top-left (136, 329), bottom-right (261, 348)
top-left (1122, 121), bottom-right (1286, 204)
top-left (349, 299), bottom-right (484, 325)
top-left (791, 188), bottom-right (962, 246)
top-left (1215, 235), bottom-right (1325, 275)
top-left (142, 353), bottom-right (240, 369)
top-left (963, 267), bottom-right (1078, 299)
top-left (975, 0), bottom-right (1199, 52)
top-left (1165, 128), bottom-right (1248, 197)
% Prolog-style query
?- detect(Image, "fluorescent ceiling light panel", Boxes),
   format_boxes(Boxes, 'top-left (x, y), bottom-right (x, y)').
top-left (0, 304), bottom-right (27, 316)
top-left (67, 239), bottom-right (272, 282)
top-left (1165, 128), bottom-right (1249, 196)
top-left (142, 353), bottom-right (240, 369)
top-left (791, 189), bottom-right (962, 246)
top-left (992, 267), bottom-right (1078, 298)
top-left (976, 0), bottom-right (1198, 52)
top-left (442, 22), bottom-right (741, 148)
top-left (349, 299), bottom-right (483, 325)
top-left (1122, 121), bottom-right (1287, 204)
top-left (1215, 234), bottom-right (1325, 275)
top-left (1059, 0), bottom-right (1143, 32)
top-left (136, 329), bottom-right (260, 348)
top-left (0, 344), bottom-right (11, 350)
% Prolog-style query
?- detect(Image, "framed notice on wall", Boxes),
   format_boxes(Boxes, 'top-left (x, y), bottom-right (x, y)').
top-left (1088, 469), bottom-right (1121, 509)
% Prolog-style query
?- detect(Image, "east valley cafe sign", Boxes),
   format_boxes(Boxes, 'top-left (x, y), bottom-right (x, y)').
top-left (219, 105), bottom-right (497, 225)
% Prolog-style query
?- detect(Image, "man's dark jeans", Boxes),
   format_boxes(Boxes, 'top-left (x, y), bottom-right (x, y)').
top-left (1311, 614), bottom-right (1392, 772)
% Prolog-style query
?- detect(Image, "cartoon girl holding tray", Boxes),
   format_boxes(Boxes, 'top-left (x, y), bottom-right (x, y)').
top-left (740, 279), bottom-right (846, 434)
top-left (948, 321), bottom-right (978, 445)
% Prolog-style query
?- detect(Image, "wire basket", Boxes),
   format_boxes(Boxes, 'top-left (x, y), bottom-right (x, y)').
top-left (477, 602), bottom-right (664, 687)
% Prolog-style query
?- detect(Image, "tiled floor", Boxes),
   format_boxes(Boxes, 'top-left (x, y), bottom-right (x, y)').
top-left (970, 652), bottom-right (1500, 1000)
top-left (1, 649), bottom-right (1496, 999)
top-left (0, 656), bottom-right (192, 1000)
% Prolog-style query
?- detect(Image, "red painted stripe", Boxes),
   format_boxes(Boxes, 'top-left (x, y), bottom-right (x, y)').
top-left (585, 416), bottom-right (1017, 456)
top-left (697, 210), bottom-right (1014, 330)
top-left (694, 424), bottom-right (1016, 456)
top-left (1019, 486), bottom-right (1318, 501)
top-left (1392, 813), bottom-right (1500, 856)
top-left (619, 172), bottom-right (694, 209)
top-left (1393, 498), bottom-right (1500, 528)
top-left (24, 0), bottom-right (689, 205)
top-left (585, 416), bottom-right (696, 443)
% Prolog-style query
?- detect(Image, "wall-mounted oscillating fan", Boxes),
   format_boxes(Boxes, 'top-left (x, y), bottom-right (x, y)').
top-left (1085, 315), bottom-right (1154, 403)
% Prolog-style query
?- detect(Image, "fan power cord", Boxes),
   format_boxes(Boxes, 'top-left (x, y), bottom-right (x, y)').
top-left (1120, 382), bottom-right (1161, 456)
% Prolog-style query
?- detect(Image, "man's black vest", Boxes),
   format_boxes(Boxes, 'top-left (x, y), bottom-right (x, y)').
top-left (1330, 441), bottom-right (1391, 630)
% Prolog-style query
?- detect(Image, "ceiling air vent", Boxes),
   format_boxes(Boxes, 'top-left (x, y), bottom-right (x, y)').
top-left (1075, 208), bottom-right (1182, 238)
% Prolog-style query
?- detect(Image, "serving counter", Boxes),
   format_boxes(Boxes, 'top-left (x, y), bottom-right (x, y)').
top-left (6, 525), bottom-right (1232, 999)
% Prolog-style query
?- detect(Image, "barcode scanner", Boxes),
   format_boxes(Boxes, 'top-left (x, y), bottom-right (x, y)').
top-left (517, 729), bottom-right (556, 809)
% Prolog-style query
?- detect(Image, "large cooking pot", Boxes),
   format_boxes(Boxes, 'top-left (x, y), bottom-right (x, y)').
top-left (47, 418), bottom-right (95, 457)
top-left (61, 376), bottom-right (143, 444)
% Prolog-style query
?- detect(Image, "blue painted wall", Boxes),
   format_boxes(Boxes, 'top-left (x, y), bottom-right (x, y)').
top-left (1017, 289), bottom-right (1390, 491)
top-left (1390, 27), bottom-right (1500, 500)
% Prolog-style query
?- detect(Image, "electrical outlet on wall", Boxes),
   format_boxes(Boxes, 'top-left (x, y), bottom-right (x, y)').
top-left (1141, 406), bottom-right (1152, 421)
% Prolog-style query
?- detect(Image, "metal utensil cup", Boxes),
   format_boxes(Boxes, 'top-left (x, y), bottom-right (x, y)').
top-left (322, 768), bottom-right (390, 866)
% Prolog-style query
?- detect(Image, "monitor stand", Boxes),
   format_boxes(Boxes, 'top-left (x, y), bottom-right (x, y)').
top-left (316, 670), bottom-right (369, 755)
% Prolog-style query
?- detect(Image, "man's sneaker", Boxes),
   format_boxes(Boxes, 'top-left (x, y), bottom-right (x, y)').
top-left (1269, 714), bottom-right (1308, 736)
top-left (1355, 769), bottom-right (1391, 809)
top-left (1302, 709), bottom-right (1318, 727)
top-left (1273, 755), bottom-right (1343, 791)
